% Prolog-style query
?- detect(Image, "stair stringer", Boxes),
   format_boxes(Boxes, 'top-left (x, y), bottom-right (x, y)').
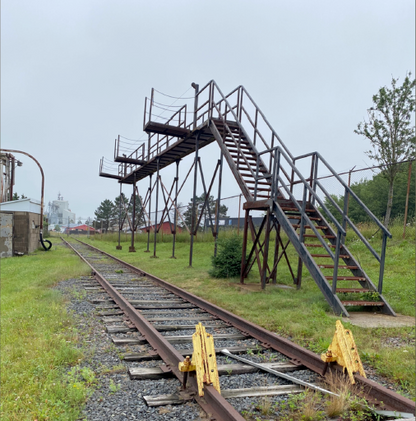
top-left (308, 207), bottom-right (396, 316)
top-left (270, 199), bottom-right (350, 317)
top-left (209, 119), bottom-right (257, 201)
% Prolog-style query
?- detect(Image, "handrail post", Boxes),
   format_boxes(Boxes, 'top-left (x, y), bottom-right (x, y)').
top-left (253, 109), bottom-right (258, 146)
top-left (378, 233), bottom-right (387, 294)
top-left (342, 187), bottom-right (349, 243)
top-left (299, 185), bottom-right (307, 245)
top-left (290, 158), bottom-right (296, 195)
top-left (332, 231), bottom-right (342, 294)
top-left (192, 82), bottom-right (199, 130)
top-left (143, 97), bottom-right (147, 129)
top-left (237, 87), bottom-right (241, 122)
top-left (269, 133), bottom-right (274, 172)
top-left (149, 88), bottom-right (154, 122)
top-left (254, 156), bottom-right (260, 201)
top-left (273, 148), bottom-right (281, 199)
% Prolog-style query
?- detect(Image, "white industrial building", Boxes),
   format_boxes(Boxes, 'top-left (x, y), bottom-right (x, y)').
top-left (47, 193), bottom-right (76, 225)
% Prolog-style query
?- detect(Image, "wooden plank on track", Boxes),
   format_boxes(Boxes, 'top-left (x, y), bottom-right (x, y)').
top-left (121, 345), bottom-right (266, 361)
top-left (129, 361), bottom-right (299, 379)
top-left (112, 333), bottom-right (249, 345)
top-left (144, 385), bottom-right (303, 406)
top-left (106, 323), bottom-right (228, 333)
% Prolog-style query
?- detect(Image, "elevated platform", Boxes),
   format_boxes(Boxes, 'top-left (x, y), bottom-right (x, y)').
top-left (144, 121), bottom-right (190, 138)
top-left (121, 120), bottom-right (214, 184)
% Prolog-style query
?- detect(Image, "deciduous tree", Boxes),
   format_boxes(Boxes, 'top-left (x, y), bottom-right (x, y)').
top-left (355, 73), bottom-right (415, 228)
top-left (183, 193), bottom-right (228, 231)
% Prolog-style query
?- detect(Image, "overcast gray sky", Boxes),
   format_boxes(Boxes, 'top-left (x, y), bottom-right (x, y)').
top-left (1, 0), bottom-right (415, 221)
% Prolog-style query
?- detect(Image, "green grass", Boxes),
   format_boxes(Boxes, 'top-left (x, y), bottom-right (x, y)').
top-left (1, 244), bottom-right (91, 421)
top-left (78, 219), bottom-right (415, 398)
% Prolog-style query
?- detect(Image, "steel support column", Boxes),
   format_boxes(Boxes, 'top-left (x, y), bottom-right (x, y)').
top-left (145, 174), bottom-right (152, 253)
top-left (129, 175), bottom-right (136, 252)
top-left (240, 209), bottom-right (250, 284)
top-left (152, 158), bottom-right (160, 258)
top-left (214, 153), bottom-right (224, 257)
top-left (261, 209), bottom-right (271, 289)
top-left (116, 182), bottom-right (122, 250)
top-left (189, 133), bottom-right (200, 267)
top-left (171, 159), bottom-right (180, 258)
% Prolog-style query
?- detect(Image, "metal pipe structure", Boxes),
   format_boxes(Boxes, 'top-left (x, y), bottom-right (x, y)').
top-left (129, 174), bottom-right (136, 252)
top-left (153, 158), bottom-right (160, 258)
top-left (0, 148), bottom-right (52, 250)
top-left (171, 160), bottom-right (180, 258)
top-left (189, 133), bottom-right (200, 267)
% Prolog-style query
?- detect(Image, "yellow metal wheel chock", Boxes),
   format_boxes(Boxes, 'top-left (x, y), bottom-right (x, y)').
top-left (321, 320), bottom-right (366, 384)
top-left (178, 322), bottom-right (221, 396)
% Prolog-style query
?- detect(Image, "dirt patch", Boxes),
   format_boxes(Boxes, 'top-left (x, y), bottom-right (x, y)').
top-left (345, 312), bottom-right (415, 328)
top-left (231, 283), bottom-right (295, 292)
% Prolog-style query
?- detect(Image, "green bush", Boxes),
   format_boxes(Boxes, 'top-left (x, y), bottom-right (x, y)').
top-left (209, 235), bottom-right (243, 278)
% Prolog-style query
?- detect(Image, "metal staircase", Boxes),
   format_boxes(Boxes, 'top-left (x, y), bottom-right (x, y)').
top-left (116, 80), bottom-right (395, 317)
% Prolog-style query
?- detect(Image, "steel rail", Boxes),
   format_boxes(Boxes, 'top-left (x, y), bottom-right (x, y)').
top-left (65, 237), bottom-right (415, 415)
top-left (62, 237), bottom-right (244, 421)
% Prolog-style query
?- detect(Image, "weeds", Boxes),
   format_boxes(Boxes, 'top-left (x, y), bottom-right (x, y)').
top-left (108, 379), bottom-right (121, 394)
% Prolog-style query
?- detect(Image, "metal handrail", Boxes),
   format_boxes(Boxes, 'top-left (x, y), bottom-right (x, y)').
top-left (293, 151), bottom-right (392, 238)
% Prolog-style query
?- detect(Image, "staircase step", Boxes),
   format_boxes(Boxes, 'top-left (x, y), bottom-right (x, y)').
top-left (224, 141), bottom-right (252, 149)
top-left (244, 179), bottom-right (271, 185)
top-left (325, 276), bottom-right (366, 281)
top-left (304, 243), bottom-right (343, 249)
top-left (318, 264), bottom-right (359, 270)
top-left (230, 153), bottom-right (257, 161)
top-left (336, 288), bottom-right (371, 293)
top-left (280, 206), bottom-right (315, 213)
top-left (292, 224), bottom-right (328, 230)
top-left (304, 234), bottom-right (336, 239)
top-left (341, 301), bottom-right (384, 307)
top-left (288, 215), bottom-right (322, 222)
top-left (253, 187), bottom-right (271, 192)
top-left (310, 254), bottom-right (350, 259)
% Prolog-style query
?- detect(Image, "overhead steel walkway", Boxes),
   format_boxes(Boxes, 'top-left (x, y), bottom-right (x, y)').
top-left (100, 80), bottom-right (394, 317)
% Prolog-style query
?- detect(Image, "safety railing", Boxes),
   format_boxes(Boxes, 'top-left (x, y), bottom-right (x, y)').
top-left (143, 88), bottom-right (189, 130)
top-left (114, 135), bottom-right (146, 164)
top-left (253, 145), bottom-right (391, 295)
top-left (291, 151), bottom-right (392, 293)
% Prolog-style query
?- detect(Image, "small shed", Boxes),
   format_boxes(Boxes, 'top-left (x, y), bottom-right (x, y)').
top-left (0, 198), bottom-right (42, 256)
top-left (64, 224), bottom-right (96, 234)
top-left (139, 221), bottom-right (182, 235)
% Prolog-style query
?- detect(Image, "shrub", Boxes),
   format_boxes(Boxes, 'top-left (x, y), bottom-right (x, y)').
top-left (209, 235), bottom-right (243, 278)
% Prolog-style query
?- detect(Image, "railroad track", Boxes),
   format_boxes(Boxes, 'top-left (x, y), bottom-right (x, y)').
top-left (62, 237), bottom-right (415, 420)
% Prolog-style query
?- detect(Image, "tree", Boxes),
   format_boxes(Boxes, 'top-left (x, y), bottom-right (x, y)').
top-left (94, 199), bottom-right (116, 232)
top-left (114, 193), bottom-right (145, 231)
top-left (355, 73), bottom-right (415, 228)
top-left (12, 192), bottom-right (26, 200)
top-left (322, 161), bottom-right (415, 224)
top-left (183, 193), bottom-right (228, 231)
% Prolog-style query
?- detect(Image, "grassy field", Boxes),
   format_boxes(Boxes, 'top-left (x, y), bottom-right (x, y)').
top-left (1, 220), bottom-right (414, 420)
top-left (79, 220), bottom-right (415, 398)
top-left (1, 244), bottom-right (91, 420)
